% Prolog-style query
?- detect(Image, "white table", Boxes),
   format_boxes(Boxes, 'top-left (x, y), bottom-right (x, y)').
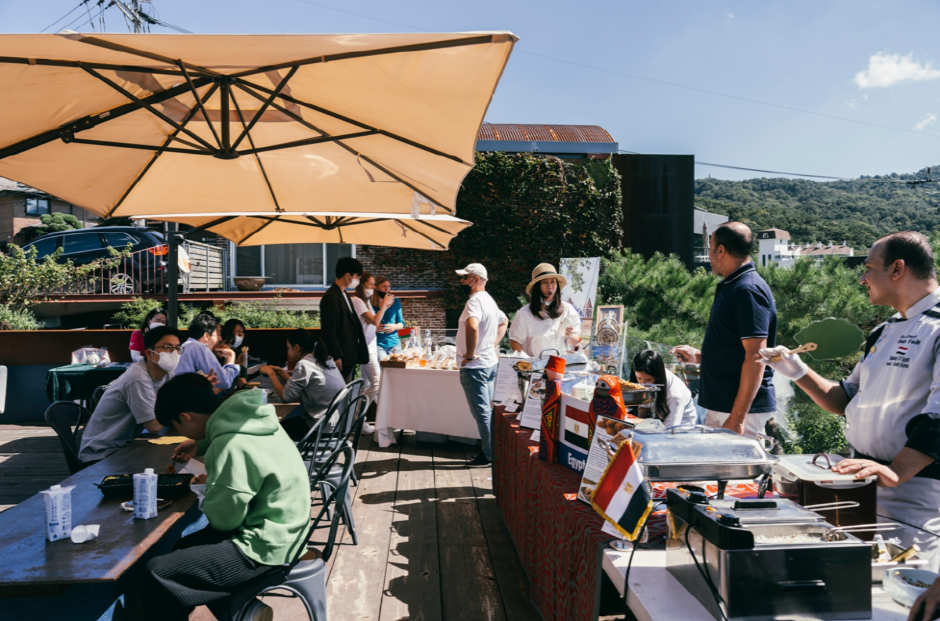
top-left (602, 544), bottom-right (909, 621)
top-left (375, 367), bottom-right (481, 448)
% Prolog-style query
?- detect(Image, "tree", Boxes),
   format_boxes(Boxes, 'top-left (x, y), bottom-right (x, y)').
top-left (23, 213), bottom-right (82, 241)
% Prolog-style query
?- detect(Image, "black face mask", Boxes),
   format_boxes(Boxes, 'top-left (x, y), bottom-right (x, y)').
top-left (377, 291), bottom-right (387, 299)
top-left (459, 284), bottom-right (472, 295)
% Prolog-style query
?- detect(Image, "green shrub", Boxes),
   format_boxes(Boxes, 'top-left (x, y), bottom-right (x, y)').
top-left (111, 296), bottom-right (320, 330)
top-left (0, 304), bottom-right (43, 330)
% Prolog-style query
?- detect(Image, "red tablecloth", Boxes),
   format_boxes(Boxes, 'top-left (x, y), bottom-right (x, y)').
top-left (493, 407), bottom-right (609, 621)
top-left (493, 407), bottom-right (771, 621)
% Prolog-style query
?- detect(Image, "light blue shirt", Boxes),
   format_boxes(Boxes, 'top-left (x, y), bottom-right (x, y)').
top-left (176, 337), bottom-right (240, 390)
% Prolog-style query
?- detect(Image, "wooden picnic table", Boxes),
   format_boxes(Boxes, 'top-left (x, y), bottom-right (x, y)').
top-left (0, 439), bottom-right (197, 588)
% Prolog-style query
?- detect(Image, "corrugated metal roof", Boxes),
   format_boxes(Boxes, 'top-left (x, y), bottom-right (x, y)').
top-left (478, 123), bottom-right (614, 143)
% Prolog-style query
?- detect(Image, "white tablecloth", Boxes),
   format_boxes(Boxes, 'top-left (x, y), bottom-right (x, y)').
top-left (375, 367), bottom-right (481, 447)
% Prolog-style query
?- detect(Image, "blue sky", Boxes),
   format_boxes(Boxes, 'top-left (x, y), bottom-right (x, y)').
top-left (2, 0), bottom-right (940, 181)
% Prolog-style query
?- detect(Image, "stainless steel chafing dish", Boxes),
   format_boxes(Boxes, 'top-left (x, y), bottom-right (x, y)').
top-left (609, 425), bottom-right (777, 483)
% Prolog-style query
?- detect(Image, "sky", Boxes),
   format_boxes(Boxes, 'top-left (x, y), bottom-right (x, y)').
top-left (2, 0), bottom-right (940, 181)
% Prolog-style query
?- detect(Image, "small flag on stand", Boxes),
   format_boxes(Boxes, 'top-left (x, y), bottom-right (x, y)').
top-left (590, 437), bottom-right (653, 541)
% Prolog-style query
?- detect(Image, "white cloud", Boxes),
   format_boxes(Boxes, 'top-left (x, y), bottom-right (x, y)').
top-left (914, 113), bottom-right (937, 131)
top-left (847, 94), bottom-right (868, 110)
top-left (854, 52), bottom-right (940, 88)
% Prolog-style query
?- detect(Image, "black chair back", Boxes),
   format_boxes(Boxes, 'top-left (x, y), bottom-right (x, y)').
top-left (44, 401), bottom-right (89, 474)
top-left (90, 384), bottom-right (109, 414)
top-left (296, 380), bottom-right (365, 466)
top-left (299, 444), bottom-right (355, 565)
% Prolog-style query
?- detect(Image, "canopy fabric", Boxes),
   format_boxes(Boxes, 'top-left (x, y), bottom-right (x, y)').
top-left (0, 32), bottom-right (516, 219)
top-left (138, 213), bottom-right (471, 251)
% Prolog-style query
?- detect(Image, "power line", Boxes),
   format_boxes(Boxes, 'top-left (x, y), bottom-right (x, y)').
top-left (290, 0), bottom-right (938, 141)
top-left (39, 1), bottom-right (87, 33)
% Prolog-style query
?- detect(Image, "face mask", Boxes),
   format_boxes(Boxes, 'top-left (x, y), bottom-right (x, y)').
top-left (233, 335), bottom-right (244, 348)
top-left (459, 284), bottom-right (472, 296)
top-left (151, 350), bottom-right (180, 374)
top-left (348, 278), bottom-right (360, 290)
top-left (377, 291), bottom-right (387, 299)
top-left (364, 288), bottom-right (374, 298)
top-left (149, 321), bottom-right (165, 330)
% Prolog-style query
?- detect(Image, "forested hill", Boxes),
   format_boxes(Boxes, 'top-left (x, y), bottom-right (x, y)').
top-left (694, 166), bottom-right (940, 251)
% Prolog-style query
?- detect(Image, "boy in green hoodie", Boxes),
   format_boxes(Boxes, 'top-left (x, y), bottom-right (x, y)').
top-left (141, 373), bottom-right (311, 621)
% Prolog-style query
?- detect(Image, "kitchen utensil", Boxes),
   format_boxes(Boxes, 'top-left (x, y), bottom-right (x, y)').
top-left (823, 523), bottom-right (900, 542)
top-left (793, 317), bottom-right (866, 361)
top-left (769, 342), bottom-right (818, 362)
top-left (884, 567), bottom-right (939, 608)
top-left (873, 542), bottom-right (927, 583)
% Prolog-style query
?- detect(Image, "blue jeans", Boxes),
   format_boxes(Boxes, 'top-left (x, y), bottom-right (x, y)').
top-left (459, 364), bottom-right (498, 461)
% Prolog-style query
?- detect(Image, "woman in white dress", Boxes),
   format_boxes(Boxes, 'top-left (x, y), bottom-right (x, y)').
top-left (351, 271), bottom-right (395, 421)
top-left (509, 263), bottom-right (582, 358)
top-left (630, 349), bottom-right (696, 428)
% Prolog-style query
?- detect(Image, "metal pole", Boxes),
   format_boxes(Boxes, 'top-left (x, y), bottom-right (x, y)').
top-left (168, 231), bottom-right (181, 327)
top-left (131, 0), bottom-right (141, 33)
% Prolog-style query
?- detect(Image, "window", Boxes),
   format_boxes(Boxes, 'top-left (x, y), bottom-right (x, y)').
top-left (233, 243), bottom-right (354, 285)
top-left (25, 198), bottom-right (50, 216)
top-left (236, 246), bottom-right (262, 276)
top-left (27, 236), bottom-right (58, 258)
top-left (62, 233), bottom-right (103, 255)
top-left (102, 232), bottom-right (137, 248)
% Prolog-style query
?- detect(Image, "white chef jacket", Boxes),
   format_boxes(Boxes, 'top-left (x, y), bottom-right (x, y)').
top-left (842, 287), bottom-right (940, 462)
top-left (662, 370), bottom-right (698, 429)
top-left (841, 287), bottom-right (940, 572)
top-left (508, 302), bottom-right (581, 358)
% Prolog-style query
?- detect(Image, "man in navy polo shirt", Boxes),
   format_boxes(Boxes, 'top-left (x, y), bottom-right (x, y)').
top-left (672, 222), bottom-right (777, 438)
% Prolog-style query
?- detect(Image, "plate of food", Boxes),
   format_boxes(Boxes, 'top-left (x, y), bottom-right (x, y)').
top-left (884, 567), bottom-right (939, 608)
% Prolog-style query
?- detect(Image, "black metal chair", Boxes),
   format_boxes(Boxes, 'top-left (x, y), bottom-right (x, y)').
top-left (296, 380), bottom-right (364, 471)
top-left (221, 444), bottom-right (356, 621)
top-left (317, 407), bottom-right (367, 545)
top-left (89, 383), bottom-right (109, 414)
top-left (44, 401), bottom-right (91, 474)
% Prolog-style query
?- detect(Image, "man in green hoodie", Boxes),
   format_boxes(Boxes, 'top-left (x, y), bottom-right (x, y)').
top-left (141, 373), bottom-right (311, 621)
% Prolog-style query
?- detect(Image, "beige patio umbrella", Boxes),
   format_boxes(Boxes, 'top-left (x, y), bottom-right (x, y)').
top-left (0, 31), bottom-right (516, 218)
top-left (136, 212), bottom-right (471, 250)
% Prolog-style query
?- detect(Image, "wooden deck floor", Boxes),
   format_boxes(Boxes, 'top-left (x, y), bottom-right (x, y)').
top-left (0, 425), bottom-right (546, 621)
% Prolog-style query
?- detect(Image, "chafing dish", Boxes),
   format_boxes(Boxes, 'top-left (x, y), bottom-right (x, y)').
top-left (610, 425), bottom-right (777, 484)
top-left (666, 487), bottom-right (873, 621)
top-left (620, 383), bottom-right (660, 406)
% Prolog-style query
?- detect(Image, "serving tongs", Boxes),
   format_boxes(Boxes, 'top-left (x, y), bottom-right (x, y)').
top-left (804, 501), bottom-right (860, 512)
top-left (822, 523), bottom-right (900, 542)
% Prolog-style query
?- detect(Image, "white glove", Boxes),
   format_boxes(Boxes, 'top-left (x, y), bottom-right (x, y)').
top-left (758, 346), bottom-right (809, 381)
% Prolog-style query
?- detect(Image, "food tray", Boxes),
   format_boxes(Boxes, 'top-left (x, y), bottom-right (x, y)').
top-left (96, 474), bottom-right (193, 498)
top-left (379, 360), bottom-right (407, 368)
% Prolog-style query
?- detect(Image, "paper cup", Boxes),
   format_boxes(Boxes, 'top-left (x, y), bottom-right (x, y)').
top-left (71, 524), bottom-right (100, 544)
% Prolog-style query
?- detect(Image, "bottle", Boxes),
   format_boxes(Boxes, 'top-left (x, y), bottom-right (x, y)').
top-left (40, 484), bottom-right (75, 541)
top-left (133, 468), bottom-right (158, 519)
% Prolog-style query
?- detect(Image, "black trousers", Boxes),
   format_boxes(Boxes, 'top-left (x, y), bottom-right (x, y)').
top-left (140, 526), bottom-right (279, 621)
top-left (281, 415), bottom-right (312, 442)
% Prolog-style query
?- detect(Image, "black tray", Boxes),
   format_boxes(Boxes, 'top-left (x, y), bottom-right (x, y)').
top-left (96, 473), bottom-right (193, 498)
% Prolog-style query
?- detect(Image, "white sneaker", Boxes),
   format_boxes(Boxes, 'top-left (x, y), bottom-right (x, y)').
top-left (361, 422), bottom-right (375, 436)
top-left (243, 598), bottom-right (273, 621)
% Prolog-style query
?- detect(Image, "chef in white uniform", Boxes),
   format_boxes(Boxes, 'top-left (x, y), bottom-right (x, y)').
top-left (761, 232), bottom-right (940, 571)
top-left (509, 263), bottom-right (582, 358)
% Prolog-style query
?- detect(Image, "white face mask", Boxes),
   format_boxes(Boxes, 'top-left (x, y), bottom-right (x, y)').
top-left (364, 288), bottom-right (374, 298)
top-left (348, 278), bottom-right (360, 290)
top-left (150, 350), bottom-right (180, 374)
top-left (233, 335), bottom-right (244, 348)
top-left (149, 321), bottom-right (165, 330)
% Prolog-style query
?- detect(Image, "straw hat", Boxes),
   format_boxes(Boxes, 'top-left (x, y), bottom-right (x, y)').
top-left (525, 263), bottom-right (567, 295)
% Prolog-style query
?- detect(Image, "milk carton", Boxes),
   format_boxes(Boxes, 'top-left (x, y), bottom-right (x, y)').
top-left (40, 484), bottom-right (75, 541)
top-left (133, 468), bottom-right (158, 519)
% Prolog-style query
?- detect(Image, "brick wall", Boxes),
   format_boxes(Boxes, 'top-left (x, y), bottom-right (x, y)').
top-left (1, 194), bottom-right (96, 245)
top-left (358, 245), bottom-right (452, 328)
top-left (399, 297), bottom-right (448, 332)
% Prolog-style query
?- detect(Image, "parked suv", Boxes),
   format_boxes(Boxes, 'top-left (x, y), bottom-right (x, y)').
top-left (22, 226), bottom-right (169, 294)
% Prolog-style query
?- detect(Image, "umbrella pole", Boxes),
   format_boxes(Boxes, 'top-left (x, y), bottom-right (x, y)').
top-left (168, 232), bottom-right (182, 328)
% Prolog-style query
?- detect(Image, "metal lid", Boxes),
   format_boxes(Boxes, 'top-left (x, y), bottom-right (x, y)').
top-left (707, 497), bottom-right (826, 524)
top-left (627, 425), bottom-right (776, 466)
top-left (773, 454), bottom-right (877, 485)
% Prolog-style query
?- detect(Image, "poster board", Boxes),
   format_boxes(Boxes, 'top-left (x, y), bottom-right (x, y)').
top-left (493, 356), bottom-right (530, 407)
top-left (557, 393), bottom-right (595, 474)
top-left (560, 257), bottom-right (600, 345)
top-left (593, 304), bottom-right (625, 376)
top-left (518, 372), bottom-right (544, 430)
top-left (576, 415), bottom-right (634, 503)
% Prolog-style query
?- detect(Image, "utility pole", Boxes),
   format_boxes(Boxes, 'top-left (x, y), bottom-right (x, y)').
top-left (130, 0), bottom-right (141, 33)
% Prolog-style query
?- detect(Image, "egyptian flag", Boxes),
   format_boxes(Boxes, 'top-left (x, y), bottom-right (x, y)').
top-left (590, 439), bottom-right (653, 541)
top-left (563, 411), bottom-right (591, 450)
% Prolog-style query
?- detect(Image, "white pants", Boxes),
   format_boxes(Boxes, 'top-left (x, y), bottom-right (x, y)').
top-left (704, 410), bottom-right (775, 440)
top-left (361, 347), bottom-right (381, 408)
top-left (878, 477), bottom-right (940, 572)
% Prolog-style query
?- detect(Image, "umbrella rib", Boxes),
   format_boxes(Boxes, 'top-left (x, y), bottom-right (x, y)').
top-left (231, 66), bottom-right (299, 152)
top-left (234, 81), bottom-right (328, 135)
top-left (80, 65), bottom-right (217, 153)
top-left (237, 131), bottom-right (377, 155)
top-left (238, 218), bottom-right (277, 245)
top-left (67, 137), bottom-right (212, 155)
top-left (71, 36), bottom-right (221, 78)
top-left (397, 220), bottom-right (447, 248)
top-left (304, 215), bottom-right (327, 227)
top-left (106, 83), bottom-right (220, 218)
top-left (0, 78), bottom-right (211, 161)
top-left (238, 78), bottom-right (468, 165)
top-left (176, 61), bottom-right (222, 149)
top-left (228, 87), bottom-right (284, 213)
top-left (230, 34), bottom-right (503, 78)
top-left (0, 55), bottom-right (186, 76)
top-left (413, 219), bottom-right (465, 236)
top-left (341, 150), bottom-right (453, 213)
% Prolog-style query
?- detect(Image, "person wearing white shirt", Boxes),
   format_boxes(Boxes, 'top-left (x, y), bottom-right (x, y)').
top-left (630, 350), bottom-right (696, 428)
top-left (509, 263), bottom-right (582, 358)
top-left (349, 271), bottom-right (393, 436)
top-left (761, 232), bottom-right (940, 573)
top-left (456, 263), bottom-right (509, 468)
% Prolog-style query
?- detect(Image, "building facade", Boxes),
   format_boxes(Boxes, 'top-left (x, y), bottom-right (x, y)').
top-left (0, 178), bottom-right (96, 246)
top-left (757, 227), bottom-right (854, 268)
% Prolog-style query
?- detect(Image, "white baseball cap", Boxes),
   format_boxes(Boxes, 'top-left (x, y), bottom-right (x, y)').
top-left (455, 263), bottom-right (488, 280)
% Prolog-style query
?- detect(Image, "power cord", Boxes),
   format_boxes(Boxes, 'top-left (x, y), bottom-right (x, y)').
top-left (685, 527), bottom-right (729, 621)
